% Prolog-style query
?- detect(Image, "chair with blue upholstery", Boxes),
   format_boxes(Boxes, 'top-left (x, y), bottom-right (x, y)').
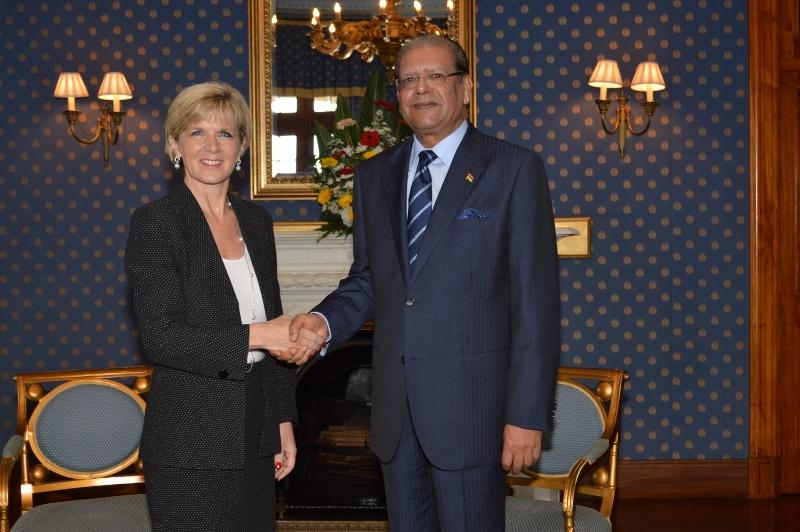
top-left (505, 367), bottom-right (628, 532)
top-left (0, 366), bottom-right (153, 532)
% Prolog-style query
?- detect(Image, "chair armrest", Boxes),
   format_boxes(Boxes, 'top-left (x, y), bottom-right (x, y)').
top-left (581, 438), bottom-right (610, 464)
top-left (0, 435), bottom-right (23, 532)
top-left (557, 438), bottom-right (610, 532)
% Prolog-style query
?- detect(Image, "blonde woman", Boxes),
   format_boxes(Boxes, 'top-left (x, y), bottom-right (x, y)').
top-left (126, 81), bottom-right (324, 531)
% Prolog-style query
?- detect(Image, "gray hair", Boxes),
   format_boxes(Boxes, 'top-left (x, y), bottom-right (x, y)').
top-left (394, 35), bottom-right (469, 76)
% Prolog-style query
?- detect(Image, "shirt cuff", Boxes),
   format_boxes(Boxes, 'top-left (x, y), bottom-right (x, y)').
top-left (310, 311), bottom-right (332, 357)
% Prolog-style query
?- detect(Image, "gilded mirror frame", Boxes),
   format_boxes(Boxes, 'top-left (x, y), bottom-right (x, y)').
top-left (248, 0), bottom-right (477, 200)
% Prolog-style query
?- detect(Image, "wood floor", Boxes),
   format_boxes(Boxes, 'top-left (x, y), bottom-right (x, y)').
top-left (613, 496), bottom-right (800, 532)
top-left (19, 488), bottom-right (800, 531)
top-left (276, 497), bottom-right (800, 531)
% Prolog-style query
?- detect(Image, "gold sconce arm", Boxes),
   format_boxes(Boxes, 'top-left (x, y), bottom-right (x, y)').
top-left (54, 71), bottom-right (131, 170)
top-left (589, 59), bottom-right (665, 159)
top-left (594, 90), bottom-right (660, 159)
top-left (62, 109), bottom-right (125, 170)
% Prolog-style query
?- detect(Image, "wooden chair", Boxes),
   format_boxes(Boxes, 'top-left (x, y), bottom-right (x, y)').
top-left (505, 367), bottom-right (628, 532)
top-left (0, 366), bottom-right (153, 532)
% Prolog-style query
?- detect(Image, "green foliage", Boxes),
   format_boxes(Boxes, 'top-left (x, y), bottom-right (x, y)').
top-left (311, 70), bottom-right (410, 238)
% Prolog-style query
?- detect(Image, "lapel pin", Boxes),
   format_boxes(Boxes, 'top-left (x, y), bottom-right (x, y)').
top-left (465, 173), bottom-right (474, 183)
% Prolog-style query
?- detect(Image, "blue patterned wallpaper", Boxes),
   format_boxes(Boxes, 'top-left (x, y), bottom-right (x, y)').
top-left (0, 0), bottom-right (251, 422)
top-left (472, 0), bottom-right (748, 460)
top-left (0, 1), bottom-right (748, 461)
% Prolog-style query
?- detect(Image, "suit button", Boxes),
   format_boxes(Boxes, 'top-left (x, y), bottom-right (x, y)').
top-left (218, 370), bottom-right (229, 379)
top-left (405, 298), bottom-right (415, 306)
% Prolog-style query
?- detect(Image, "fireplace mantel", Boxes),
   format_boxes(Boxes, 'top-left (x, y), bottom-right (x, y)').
top-left (275, 230), bottom-right (352, 315)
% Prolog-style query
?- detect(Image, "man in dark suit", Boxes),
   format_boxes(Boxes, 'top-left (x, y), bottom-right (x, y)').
top-left (286, 35), bottom-right (560, 531)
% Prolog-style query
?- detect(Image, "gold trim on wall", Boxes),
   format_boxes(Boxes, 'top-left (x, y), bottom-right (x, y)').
top-left (248, 0), bottom-right (477, 200)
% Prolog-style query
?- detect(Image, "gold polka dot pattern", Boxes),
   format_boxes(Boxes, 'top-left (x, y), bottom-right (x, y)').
top-left (475, 0), bottom-right (748, 460)
top-left (0, 0), bottom-right (254, 437)
top-left (0, 1), bottom-right (749, 462)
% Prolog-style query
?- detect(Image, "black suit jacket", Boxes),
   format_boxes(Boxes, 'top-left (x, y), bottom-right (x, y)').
top-left (125, 181), bottom-right (296, 469)
top-left (315, 126), bottom-right (561, 470)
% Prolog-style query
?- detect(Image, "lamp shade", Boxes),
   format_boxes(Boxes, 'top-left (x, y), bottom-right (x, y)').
top-left (588, 60), bottom-right (623, 88)
top-left (53, 72), bottom-right (89, 98)
top-left (97, 72), bottom-right (133, 101)
top-left (630, 61), bottom-right (666, 92)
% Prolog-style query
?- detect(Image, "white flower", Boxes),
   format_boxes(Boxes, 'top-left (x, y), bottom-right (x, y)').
top-left (341, 207), bottom-right (354, 227)
top-left (336, 118), bottom-right (357, 130)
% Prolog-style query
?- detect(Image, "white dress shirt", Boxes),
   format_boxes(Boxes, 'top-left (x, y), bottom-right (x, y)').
top-left (406, 119), bottom-right (469, 213)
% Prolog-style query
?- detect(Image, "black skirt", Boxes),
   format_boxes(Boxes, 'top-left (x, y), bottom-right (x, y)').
top-left (144, 363), bottom-right (276, 532)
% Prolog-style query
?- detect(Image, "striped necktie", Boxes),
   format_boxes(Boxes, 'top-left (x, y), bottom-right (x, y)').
top-left (407, 150), bottom-right (437, 269)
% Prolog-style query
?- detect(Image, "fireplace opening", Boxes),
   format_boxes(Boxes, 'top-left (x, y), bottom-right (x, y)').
top-left (279, 331), bottom-right (387, 520)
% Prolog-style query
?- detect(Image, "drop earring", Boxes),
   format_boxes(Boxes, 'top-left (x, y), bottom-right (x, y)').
top-left (173, 156), bottom-right (182, 170)
top-left (235, 158), bottom-right (242, 172)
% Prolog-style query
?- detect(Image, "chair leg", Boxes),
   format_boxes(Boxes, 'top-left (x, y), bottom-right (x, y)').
top-left (600, 434), bottom-right (620, 517)
top-left (564, 512), bottom-right (575, 532)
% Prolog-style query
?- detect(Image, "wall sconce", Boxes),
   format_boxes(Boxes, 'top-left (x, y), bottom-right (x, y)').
top-left (588, 59), bottom-right (666, 159)
top-left (54, 71), bottom-right (132, 169)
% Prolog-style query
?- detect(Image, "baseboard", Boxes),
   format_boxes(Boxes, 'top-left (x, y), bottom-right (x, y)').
top-left (747, 456), bottom-right (779, 498)
top-left (616, 459), bottom-right (748, 498)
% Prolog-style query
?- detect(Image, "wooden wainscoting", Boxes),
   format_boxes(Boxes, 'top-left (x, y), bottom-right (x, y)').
top-left (617, 460), bottom-right (748, 499)
top-left (749, 0), bottom-right (800, 500)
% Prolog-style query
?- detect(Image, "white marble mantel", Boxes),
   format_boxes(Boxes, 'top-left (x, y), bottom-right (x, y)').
top-left (275, 230), bottom-right (352, 315)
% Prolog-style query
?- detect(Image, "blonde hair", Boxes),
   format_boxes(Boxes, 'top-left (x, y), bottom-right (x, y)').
top-left (164, 81), bottom-right (252, 161)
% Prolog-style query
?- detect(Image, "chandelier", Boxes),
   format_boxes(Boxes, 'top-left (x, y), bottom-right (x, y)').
top-left (309, 0), bottom-right (454, 78)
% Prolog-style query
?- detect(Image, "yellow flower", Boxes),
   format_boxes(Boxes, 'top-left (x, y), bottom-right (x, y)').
top-left (363, 150), bottom-right (377, 160)
top-left (317, 188), bottom-right (333, 205)
top-left (337, 194), bottom-right (353, 208)
top-left (320, 157), bottom-right (339, 169)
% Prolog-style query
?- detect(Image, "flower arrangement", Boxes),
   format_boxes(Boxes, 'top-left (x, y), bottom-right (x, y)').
top-left (312, 70), bottom-right (410, 238)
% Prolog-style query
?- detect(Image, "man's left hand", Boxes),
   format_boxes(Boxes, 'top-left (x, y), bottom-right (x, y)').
top-left (501, 424), bottom-right (542, 474)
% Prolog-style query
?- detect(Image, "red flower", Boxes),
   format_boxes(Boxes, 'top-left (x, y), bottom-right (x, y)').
top-left (334, 150), bottom-right (347, 159)
top-left (337, 166), bottom-right (355, 176)
top-left (360, 130), bottom-right (381, 147)
top-left (374, 100), bottom-right (394, 111)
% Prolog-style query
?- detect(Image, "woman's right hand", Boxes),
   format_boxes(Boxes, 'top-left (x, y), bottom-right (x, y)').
top-left (249, 315), bottom-right (291, 351)
top-left (249, 315), bottom-right (324, 364)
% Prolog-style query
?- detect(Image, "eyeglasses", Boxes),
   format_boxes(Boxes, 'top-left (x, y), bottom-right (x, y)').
top-left (395, 71), bottom-right (467, 91)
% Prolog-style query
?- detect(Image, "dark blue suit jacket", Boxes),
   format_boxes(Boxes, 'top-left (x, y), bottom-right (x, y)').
top-left (315, 126), bottom-right (560, 470)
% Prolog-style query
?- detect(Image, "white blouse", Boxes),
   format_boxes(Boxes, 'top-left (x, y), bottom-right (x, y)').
top-left (222, 246), bottom-right (267, 364)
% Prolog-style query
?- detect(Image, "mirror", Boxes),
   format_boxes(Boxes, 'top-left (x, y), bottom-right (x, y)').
top-left (248, 0), bottom-right (476, 199)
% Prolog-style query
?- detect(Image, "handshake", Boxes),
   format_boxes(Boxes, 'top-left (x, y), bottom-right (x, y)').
top-left (249, 313), bottom-right (330, 366)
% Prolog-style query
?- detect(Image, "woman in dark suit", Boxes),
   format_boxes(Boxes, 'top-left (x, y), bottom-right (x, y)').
top-left (125, 81), bottom-right (324, 531)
